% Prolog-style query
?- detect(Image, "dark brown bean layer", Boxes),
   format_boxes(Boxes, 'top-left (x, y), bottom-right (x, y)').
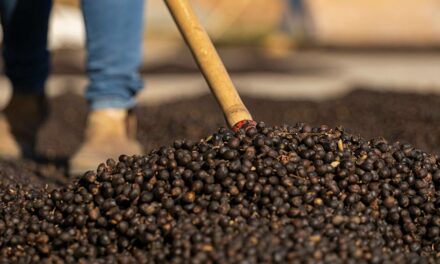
top-left (1, 123), bottom-right (439, 263)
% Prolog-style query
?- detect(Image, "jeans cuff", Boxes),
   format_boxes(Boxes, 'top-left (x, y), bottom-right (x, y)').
top-left (90, 97), bottom-right (136, 110)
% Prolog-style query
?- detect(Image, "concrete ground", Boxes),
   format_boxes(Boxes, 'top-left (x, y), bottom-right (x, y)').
top-left (1, 49), bottom-right (440, 109)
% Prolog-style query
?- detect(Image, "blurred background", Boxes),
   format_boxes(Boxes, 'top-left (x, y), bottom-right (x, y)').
top-left (34, 0), bottom-right (440, 102)
top-left (51, 0), bottom-right (440, 49)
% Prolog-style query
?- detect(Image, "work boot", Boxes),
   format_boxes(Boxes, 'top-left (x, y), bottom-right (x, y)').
top-left (69, 109), bottom-right (143, 176)
top-left (2, 94), bottom-right (48, 159)
top-left (0, 114), bottom-right (21, 159)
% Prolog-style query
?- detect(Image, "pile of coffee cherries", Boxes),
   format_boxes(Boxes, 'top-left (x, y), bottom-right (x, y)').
top-left (1, 122), bottom-right (439, 263)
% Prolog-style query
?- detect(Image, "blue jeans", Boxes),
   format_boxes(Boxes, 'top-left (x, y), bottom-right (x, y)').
top-left (281, 0), bottom-right (306, 36)
top-left (288, 0), bottom-right (304, 12)
top-left (0, 0), bottom-right (145, 109)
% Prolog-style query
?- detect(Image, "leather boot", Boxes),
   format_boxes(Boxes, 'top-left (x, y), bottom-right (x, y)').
top-left (2, 94), bottom-right (47, 158)
top-left (69, 109), bottom-right (143, 176)
top-left (0, 114), bottom-right (21, 159)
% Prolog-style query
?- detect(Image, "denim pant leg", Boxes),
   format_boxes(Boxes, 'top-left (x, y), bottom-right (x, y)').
top-left (288, 0), bottom-right (304, 12)
top-left (81, 0), bottom-right (145, 110)
top-left (0, 0), bottom-right (52, 95)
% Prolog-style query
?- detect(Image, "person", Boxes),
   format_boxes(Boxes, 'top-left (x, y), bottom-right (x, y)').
top-left (262, 0), bottom-right (309, 57)
top-left (281, 0), bottom-right (310, 42)
top-left (0, 0), bottom-right (145, 175)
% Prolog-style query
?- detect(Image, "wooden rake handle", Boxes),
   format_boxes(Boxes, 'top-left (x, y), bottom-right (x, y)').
top-left (164, 0), bottom-right (256, 131)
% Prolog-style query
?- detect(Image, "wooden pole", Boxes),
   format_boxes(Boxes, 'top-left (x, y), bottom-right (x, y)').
top-left (164, 0), bottom-right (254, 129)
